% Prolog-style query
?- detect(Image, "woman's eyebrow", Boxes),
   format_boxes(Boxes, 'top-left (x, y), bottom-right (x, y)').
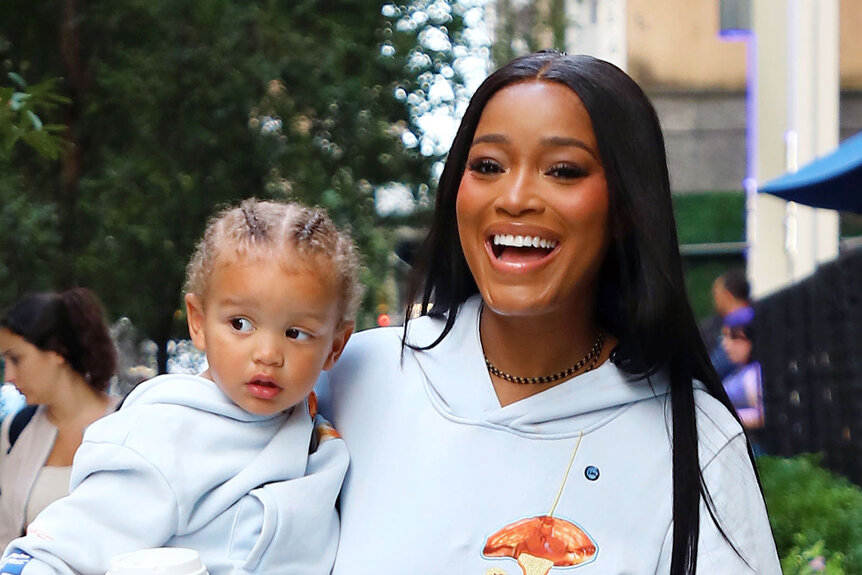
top-left (540, 136), bottom-right (598, 158)
top-left (470, 133), bottom-right (508, 146)
top-left (470, 133), bottom-right (599, 161)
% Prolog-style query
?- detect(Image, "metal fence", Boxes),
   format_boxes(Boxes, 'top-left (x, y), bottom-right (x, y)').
top-left (756, 246), bottom-right (862, 483)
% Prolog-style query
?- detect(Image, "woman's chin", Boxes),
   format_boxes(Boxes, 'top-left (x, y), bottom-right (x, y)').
top-left (480, 290), bottom-right (563, 320)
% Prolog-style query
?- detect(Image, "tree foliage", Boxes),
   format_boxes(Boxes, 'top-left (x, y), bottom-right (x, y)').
top-left (760, 454), bottom-right (862, 572)
top-left (0, 72), bottom-right (69, 160)
top-left (0, 0), bottom-right (470, 371)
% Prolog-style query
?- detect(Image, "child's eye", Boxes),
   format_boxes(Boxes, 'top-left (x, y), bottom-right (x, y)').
top-left (546, 162), bottom-right (588, 180)
top-left (229, 318), bottom-right (254, 333)
top-left (467, 158), bottom-right (503, 176)
top-left (286, 328), bottom-right (311, 341)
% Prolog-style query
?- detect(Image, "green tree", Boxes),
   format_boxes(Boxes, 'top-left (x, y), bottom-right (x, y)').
top-left (0, 73), bottom-right (68, 160)
top-left (0, 1), bottom-right (470, 372)
top-left (0, 32), bottom-right (69, 307)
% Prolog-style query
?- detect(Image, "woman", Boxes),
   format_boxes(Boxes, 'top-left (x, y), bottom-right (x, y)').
top-left (320, 52), bottom-right (779, 574)
top-left (0, 288), bottom-right (118, 546)
top-left (721, 317), bottom-right (765, 432)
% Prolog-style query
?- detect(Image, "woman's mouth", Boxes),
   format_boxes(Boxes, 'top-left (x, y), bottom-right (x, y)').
top-left (490, 233), bottom-right (558, 264)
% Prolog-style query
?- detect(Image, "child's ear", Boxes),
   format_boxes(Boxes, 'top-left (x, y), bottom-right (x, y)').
top-left (322, 320), bottom-right (354, 370)
top-left (185, 293), bottom-right (207, 352)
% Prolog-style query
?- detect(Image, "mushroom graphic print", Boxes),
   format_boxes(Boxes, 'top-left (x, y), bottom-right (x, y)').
top-left (482, 432), bottom-right (598, 575)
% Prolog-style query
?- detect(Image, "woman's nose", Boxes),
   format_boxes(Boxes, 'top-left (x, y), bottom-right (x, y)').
top-left (494, 167), bottom-right (544, 216)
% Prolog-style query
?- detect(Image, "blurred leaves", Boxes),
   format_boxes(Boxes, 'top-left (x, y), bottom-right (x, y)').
top-left (0, 1), bottom-right (475, 369)
top-left (0, 73), bottom-right (70, 160)
top-left (760, 454), bottom-right (862, 573)
top-left (780, 535), bottom-right (846, 574)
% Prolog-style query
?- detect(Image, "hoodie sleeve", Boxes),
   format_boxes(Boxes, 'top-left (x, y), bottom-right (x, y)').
top-left (228, 415), bottom-right (348, 575)
top-left (653, 431), bottom-right (780, 574)
top-left (0, 440), bottom-right (179, 575)
top-left (694, 432), bottom-right (780, 573)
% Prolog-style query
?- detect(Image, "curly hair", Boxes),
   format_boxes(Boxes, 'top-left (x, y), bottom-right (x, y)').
top-left (185, 198), bottom-right (364, 322)
top-left (0, 288), bottom-right (118, 391)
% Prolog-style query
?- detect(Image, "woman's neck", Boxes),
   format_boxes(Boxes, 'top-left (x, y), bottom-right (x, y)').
top-left (44, 369), bottom-right (110, 428)
top-left (479, 303), bottom-right (615, 406)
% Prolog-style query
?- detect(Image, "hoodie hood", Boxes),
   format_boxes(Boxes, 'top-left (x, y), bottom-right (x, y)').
top-left (405, 296), bottom-right (670, 437)
top-left (123, 373), bottom-right (287, 423)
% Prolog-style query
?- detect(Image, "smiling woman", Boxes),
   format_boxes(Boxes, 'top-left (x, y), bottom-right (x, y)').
top-left (456, 81), bottom-right (612, 404)
top-left (319, 51), bottom-right (781, 575)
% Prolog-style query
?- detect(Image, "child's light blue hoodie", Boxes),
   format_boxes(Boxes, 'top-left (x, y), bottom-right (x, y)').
top-left (1, 373), bottom-right (348, 575)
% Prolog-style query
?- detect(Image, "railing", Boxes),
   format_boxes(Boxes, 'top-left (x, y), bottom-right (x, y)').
top-left (756, 246), bottom-right (862, 483)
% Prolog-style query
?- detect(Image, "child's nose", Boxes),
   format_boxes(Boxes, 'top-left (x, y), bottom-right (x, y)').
top-left (252, 336), bottom-right (283, 367)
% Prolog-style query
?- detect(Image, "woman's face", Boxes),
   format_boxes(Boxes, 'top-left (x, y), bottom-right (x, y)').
top-left (721, 326), bottom-right (753, 365)
top-left (0, 328), bottom-right (64, 405)
top-left (456, 81), bottom-right (610, 319)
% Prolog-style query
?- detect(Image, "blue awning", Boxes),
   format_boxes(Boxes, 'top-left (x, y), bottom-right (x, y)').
top-left (759, 130), bottom-right (862, 213)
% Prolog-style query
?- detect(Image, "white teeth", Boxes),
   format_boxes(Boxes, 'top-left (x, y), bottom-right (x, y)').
top-left (492, 234), bottom-right (557, 249)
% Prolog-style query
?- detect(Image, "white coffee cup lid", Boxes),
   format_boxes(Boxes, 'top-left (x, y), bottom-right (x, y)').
top-left (107, 548), bottom-right (208, 575)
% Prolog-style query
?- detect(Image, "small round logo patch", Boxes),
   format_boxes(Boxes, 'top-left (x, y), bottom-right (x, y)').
top-left (584, 465), bottom-right (600, 481)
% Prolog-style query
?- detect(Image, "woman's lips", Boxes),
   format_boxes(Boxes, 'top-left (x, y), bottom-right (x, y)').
top-left (485, 232), bottom-right (559, 270)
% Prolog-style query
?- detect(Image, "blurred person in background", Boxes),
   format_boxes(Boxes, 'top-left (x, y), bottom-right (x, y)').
top-left (721, 312), bottom-right (765, 447)
top-left (0, 288), bottom-right (118, 546)
top-left (700, 268), bottom-right (753, 380)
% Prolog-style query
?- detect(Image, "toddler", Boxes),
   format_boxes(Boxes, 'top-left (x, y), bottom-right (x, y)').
top-left (1, 199), bottom-right (362, 575)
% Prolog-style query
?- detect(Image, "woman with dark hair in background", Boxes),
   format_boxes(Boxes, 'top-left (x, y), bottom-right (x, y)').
top-left (721, 315), bottom-right (764, 435)
top-left (319, 51), bottom-right (779, 574)
top-left (0, 288), bottom-right (118, 546)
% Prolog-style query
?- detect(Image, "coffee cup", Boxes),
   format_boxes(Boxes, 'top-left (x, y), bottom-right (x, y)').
top-left (107, 548), bottom-right (208, 575)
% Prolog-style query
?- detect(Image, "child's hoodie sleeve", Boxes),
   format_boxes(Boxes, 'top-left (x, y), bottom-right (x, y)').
top-left (0, 439), bottom-right (178, 575)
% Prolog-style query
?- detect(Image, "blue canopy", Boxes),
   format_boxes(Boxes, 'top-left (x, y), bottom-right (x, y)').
top-left (759, 130), bottom-right (862, 213)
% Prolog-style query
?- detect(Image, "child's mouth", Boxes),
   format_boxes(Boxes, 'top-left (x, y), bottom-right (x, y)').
top-left (247, 377), bottom-right (282, 400)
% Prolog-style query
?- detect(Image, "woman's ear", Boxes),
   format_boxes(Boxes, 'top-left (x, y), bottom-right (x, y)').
top-left (48, 349), bottom-right (67, 368)
top-left (185, 293), bottom-right (207, 352)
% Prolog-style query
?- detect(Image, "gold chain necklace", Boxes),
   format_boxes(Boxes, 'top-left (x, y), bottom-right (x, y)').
top-left (483, 330), bottom-right (606, 385)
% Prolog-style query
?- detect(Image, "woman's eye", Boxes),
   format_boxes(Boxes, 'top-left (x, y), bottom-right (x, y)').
top-left (547, 163), bottom-right (587, 180)
top-left (286, 328), bottom-right (311, 341)
top-left (229, 318), bottom-right (254, 333)
top-left (467, 158), bottom-right (503, 175)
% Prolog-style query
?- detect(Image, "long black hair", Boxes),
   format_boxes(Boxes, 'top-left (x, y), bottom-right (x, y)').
top-left (404, 51), bottom-right (754, 574)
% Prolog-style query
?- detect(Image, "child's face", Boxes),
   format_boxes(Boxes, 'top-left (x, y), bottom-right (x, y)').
top-left (185, 251), bottom-right (353, 416)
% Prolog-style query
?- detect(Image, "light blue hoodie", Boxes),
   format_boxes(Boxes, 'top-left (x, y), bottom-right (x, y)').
top-left (1, 374), bottom-right (347, 575)
top-left (317, 296), bottom-right (780, 574)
